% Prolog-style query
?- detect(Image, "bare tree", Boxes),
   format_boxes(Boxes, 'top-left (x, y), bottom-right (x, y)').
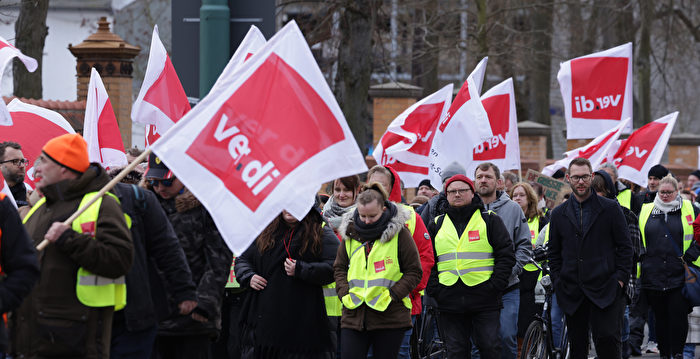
top-left (13, 0), bottom-right (49, 99)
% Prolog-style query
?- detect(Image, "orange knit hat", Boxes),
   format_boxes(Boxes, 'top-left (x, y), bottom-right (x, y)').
top-left (42, 133), bottom-right (90, 173)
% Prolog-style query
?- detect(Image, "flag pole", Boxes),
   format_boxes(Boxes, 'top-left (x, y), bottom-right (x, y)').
top-left (518, 167), bottom-right (522, 184)
top-left (36, 147), bottom-right (153, 251)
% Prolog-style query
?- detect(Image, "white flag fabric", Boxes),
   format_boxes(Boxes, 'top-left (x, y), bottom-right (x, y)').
top-left (542, 118), bottom-right (631, 176)
top-left (558, 43), bottom-right (633, 139)
top-left (0, 36), bottom-right (38, 126)
top-left (429, 63), bottom-right (492, 188)
top-left (465, 78), bottom-right (521, 176)
top-left (471, 57), bottom-right (488, 95)
top-left (210, 25), bottom-right (267, 94)
top-left (132, 25), bottom-right (192, 147)
top-left (612, 113), bottom-right (677, 187)
top-left (151, 21), bottom-right (367, 254)
top-left (373, 84), bottom-right (452, 187)
top-left (0, 99), bottom-right (75, 187)
top-left (0, 170), bottom-right (17, 208)
top-left (84, 68), bottom-right (127, 169)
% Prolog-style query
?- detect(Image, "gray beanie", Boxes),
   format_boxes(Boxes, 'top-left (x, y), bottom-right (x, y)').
top-left (441, 161), bottom-right (466, 183)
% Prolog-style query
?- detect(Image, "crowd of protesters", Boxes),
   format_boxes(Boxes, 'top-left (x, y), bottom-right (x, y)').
top-left (3, 134), bottom-right (700, 359)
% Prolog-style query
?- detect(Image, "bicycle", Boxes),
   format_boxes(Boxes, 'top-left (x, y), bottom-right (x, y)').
top-left (410, 299), bottom-right (447, 359)
top-left (520, 247), bottom-right (569, 359)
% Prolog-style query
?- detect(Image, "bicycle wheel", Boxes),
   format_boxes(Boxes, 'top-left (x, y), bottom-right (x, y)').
top-left (559, 325), bottom-right (569, 359)
top-left (520, 320), bottom-right (547, 359)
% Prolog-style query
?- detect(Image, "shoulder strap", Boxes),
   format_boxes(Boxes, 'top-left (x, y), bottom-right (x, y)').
top-left (659, 218), bottom-right (684, 258)
top-left (131, 184), bottom-right (147, 212)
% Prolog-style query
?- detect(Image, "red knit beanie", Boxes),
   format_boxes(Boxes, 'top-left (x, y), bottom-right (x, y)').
top-left (444, 174), bottom-right (475, 192)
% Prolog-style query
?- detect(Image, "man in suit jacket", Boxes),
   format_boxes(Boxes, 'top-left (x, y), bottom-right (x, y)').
top-left (548, 157), bottom-right (633, 359)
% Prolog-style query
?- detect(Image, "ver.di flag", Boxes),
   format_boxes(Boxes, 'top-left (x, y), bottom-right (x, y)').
top-left (612, 112), bottom-right (677, 187)
top-left (83, 68), bottom-right (127, 169)
top-left (465, 78), bottom-right (520, 176)
top-left (151, 21), bottom-right (367, 254)
top-left (542, 118), bottom-right (631, 176)
top-left (0, 99), bottom-right (75, 187)
top-left (429, 59), bottom-right (492, 188)
top-left (132, 25), bottom-right (192, 147)
top-left (374, 84), bottom-right (453, 187)
top-left (558, 43), bottom-right (633, 139)
top-left (0, 36), bottom-right (38, 126)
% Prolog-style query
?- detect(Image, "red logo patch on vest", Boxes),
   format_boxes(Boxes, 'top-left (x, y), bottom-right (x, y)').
top-left (687, 215), bottom-right (693, 226)
top-left (530, 230), bottom-right (536, 240)
top-left (468, 230), bottom-right (480, 242)
top-left (80, 221), bottom-right (96, 237)
top-left (374, 260), bottom-right (386, 273)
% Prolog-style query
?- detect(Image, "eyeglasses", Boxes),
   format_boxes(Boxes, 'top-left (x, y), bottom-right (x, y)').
top-left (148, 178), bottom-right (175, 187)
top-left (446, 188), bottom-right (471, 196)
top-left (658, 190), bottom-right (677, 196)
top-left (569, 174), bottom-right (592, 183)
top-left (0, 158), bottom-right (28, 167)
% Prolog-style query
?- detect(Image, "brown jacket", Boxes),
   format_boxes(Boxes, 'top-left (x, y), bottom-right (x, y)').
top-left (11, 164), bottom-right (134, 359)
top-left (333, 204), bottom-right (422, 331)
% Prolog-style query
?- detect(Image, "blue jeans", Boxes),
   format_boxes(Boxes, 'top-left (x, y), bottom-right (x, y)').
top-left (111, 323), bottom-right (158, 359)
top-left (551, 293), bottom-right (564, 349)
top-left (622, 305), bottom-right (630, 342)
top-left (684, 343), bottom-right (695, 359)
top-left (397, 316), bottom-right (416, 359)
top-left (472, 288), bottom-right (519, 359)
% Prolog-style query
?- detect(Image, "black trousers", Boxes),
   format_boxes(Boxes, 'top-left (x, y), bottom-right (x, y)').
top-left (628, 279), bottom-right (648, 352)
top-left (439, 309), bottom-right (501, 359)
top-left (518, 269), bottom-right (541, 338)
top-left (645, 287), bottom-right (689, 357)
top-left (566, 288), bottom-right (625, 359)
top-left (155, 335), bottom-right (211, 359)
top-left (340, 328), bottom-right (405, 359)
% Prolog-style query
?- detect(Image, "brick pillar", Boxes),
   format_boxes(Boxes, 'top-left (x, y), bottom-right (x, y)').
top-left (518, 120), bottom-right (550, 173)
top-left (69, 17), bottom-right (140, 148)
top-left (667, 134), bottom-right (700, 185)
top-left (368, 82), bottom-right (423, 147)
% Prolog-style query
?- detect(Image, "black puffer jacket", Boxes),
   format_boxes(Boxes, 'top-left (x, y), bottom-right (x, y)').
top-left (112, 183), bottom-right (196, 332)
top-left (154, 189), bottom-right (232, 337)
top-left (426, 196), bottom-right (515, 313)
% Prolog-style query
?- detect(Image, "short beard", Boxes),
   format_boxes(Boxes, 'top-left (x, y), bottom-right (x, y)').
top-left (5, 171), bottom-right (24, 185)
top-left (478, 187), bottom-right (495, 198)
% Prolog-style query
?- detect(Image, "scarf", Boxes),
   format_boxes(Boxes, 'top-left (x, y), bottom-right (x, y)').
top-left (352, 201), bottom-right (397, 242)
top-left (322, 195), bottom-right (356, 230)
top-left (652, 194), bottom-right (682, 222)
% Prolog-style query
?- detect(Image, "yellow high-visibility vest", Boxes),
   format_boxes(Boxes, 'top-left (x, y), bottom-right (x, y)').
top-left (434, 211), bottom-right (494, 287)
top-left (639, 200), bottom-right (700, 269)
top-left (618, 189), bottom-right (632, 210)
top-left (24, 192), bottom-right (129, 310)
top-left (523, 216), bottom-right (541, 272)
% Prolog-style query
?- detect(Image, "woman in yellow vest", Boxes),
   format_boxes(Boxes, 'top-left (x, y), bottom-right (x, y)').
top-left (638, 174), bottom-right (700, 358)
top-left (333, 182), bottom-right (422, 358)
top-left (510, 182), bottom-right (549, 347)
top-left (234, 204), bottom-right (339, 358)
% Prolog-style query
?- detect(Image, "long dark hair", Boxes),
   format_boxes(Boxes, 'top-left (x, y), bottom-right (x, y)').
top-left (256, 211), bottom-right (323, 256)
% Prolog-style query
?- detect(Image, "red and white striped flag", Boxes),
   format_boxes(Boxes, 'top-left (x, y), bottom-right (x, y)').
top-left (132, 25), bottom-right (192, 147)
top-left (542, 118), bottom-right (631, 176)
top-left (373, 84), bottom-right (453, 187)
top-left (84, 68), bottom-right (127, 169)
top-left (0, 36), bottom-right (38, 126)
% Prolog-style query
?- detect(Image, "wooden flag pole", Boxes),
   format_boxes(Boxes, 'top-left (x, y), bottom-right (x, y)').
top-left (36, 148), bottom-right (153, 251)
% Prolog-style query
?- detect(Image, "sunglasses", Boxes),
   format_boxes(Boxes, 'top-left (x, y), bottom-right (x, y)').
top-left (148, 178), bottom-right (175, 187)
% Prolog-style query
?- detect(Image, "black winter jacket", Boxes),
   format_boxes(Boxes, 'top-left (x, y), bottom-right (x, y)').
top-left (426, 197), bottom-right (515, 313)
top-left (640, 206), bottom-right (700, 291)
top-left (112, 183), bottom-right (196, 332)
top-left (154, 189), bottom-right (231, 337)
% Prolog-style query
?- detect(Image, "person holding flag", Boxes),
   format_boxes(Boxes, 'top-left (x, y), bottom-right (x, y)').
top-left (234, 205), bottom-right (339, 358)
top-left (12, 133), bottom-right (133, 358)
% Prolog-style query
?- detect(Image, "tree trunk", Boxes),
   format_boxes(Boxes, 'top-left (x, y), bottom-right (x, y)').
top-left (528, 0), bottom-right (553, 126)
top-left (13, 0), bottom-right (49, 99)
top-left (335, 0), bottom-right (376, 154)
top-left (411, 0), bottom-right (438, 95)
top-left (474, 0), bottom-right (489, 61)
top-left (636, 0), bottom-right (652, 126)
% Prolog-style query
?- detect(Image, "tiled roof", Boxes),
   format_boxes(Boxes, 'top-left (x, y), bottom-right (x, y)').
top-left (3, 96), bottom-right (85, 130)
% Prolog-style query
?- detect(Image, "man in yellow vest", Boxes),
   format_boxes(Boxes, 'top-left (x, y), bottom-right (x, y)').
top-left (426, 174), bottom-right (515, 359)
top-left (12, 133), bottom-right (134, 359)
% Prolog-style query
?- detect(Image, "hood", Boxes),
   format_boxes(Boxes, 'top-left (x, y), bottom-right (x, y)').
top-left (483, 190), bottom-right (511, 211)
top-left (41, 163), bottom-right (111, 204)
top-left (385, 165), bottom-right (404, 203)
top-left (337, 202), bottom-right (412, 243)
top-left (175, 189), bottom-right (202, 213)
top-left (595, 170), bottom-right (617, 199)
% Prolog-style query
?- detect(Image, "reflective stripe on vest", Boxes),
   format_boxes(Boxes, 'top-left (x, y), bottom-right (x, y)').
top-left (639, 200), bottom-right (699, 268)
top-left (342, 234), bottom-right (411, 312)
top-left (523, 217), bottom-right (541, 272)
top-left (434, 211), bottom-right (494, 286)
top-left (24, 192), bottom-right (128, 310)
top-left (617, 189), bottom-right (632, 210)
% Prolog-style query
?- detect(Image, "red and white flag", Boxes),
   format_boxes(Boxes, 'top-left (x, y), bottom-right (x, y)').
top-left (542, 118), bottom-right (631, 176)
top-left (210, 25), bottom-right (267, 94)
top-left (132, 25), bottom-right (192, 147)
top-left (0, 171), bottom-right (17, 208)
top-left (151, 21), bottom-right (367, 254)
top-left (465, 78), bottom-right (521, 176)
top-left (558, 43), bottom-right (633, 139)
top-left (429, 61), bottom-right (492, 188)
top-left (612, 113), bottom-right (677, 187)
top-left (0, 36), bottom-right (38, 126)
top-left (84, 68), bottom-right (127, 169)
top-left (471, 57), bottom-right (488, 95)
top-left (373, 84), bottom-right (453, 187)
top-left (0, 99), bottom-right (75, 187)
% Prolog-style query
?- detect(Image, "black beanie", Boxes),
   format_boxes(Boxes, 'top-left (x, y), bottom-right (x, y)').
top-left (418, 179), bottom-right (433, 189)
top-left (691, 170), bottom-right (700, 179)
top-left (648, 164), bottom-right (669, 179)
